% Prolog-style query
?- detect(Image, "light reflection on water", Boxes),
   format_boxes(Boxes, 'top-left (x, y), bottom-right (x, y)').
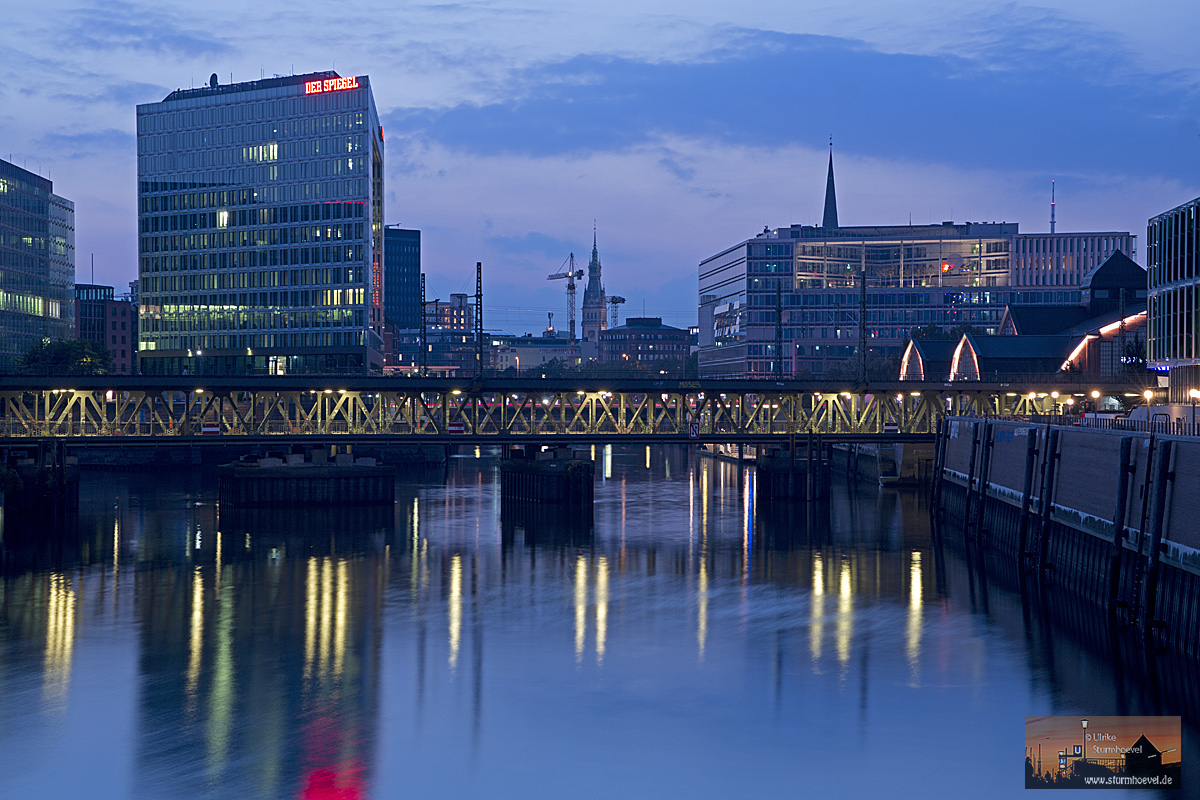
top-left (0, 446), bottom-right (1193, 799)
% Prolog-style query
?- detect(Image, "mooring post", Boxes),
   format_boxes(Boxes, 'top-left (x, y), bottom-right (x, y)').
top-left (1107, 436), bottom-right (1135, 621)
top-left (963, 420), bottom-right (981, 528)
top-left (1035, 427), bottom-right (1061, 576)
top-left (973, 422), bottom-right (994, 543)
top-left (1142, 440), bottom-right (1174, 639)
top-left (1016, 428), bottom-right (1040, 567)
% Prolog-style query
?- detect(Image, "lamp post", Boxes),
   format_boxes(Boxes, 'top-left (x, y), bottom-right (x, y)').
top-left (1190, 389), bottom-right (1199, 433)
top-left (1081, 718), bottom-right (1088, 765)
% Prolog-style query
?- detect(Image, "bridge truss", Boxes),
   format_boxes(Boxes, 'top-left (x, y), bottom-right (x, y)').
top-left (0, 377), bottom-right (1147, 443)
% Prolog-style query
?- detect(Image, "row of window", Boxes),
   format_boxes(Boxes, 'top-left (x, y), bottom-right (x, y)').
top-left (143, 307), bottom-right (362, 333)
top-left (140, 243), bottom-right (365, 269)
top-left (140, 225), bottom-right (362, 252)
top-left (142, 329), bottom-right (367, 353)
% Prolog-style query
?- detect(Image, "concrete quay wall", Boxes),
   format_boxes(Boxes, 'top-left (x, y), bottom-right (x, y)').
top-left (934, 417), bottom-right (1200, 656)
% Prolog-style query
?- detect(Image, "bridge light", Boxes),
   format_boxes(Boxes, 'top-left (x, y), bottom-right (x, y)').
top-left (338, 389), bottom-right (347, 394)
top-left (195, 388), bottom-right (204, 393)
top-left (1091, 390), bottom-right (1100, 399)
top-left (896, 394), bottom-right (904, 401)
top-left (1051, 391), bottom-right (1059, 399)
top-left (451, 389), bottom-right (462, 395)
top-left (910, 391), bottom-right (921, 396)
top-left (324, 390), bottom-right (333, 394)
top-left (1028, 392), bottom-right (1036, 399)
top-left (1144, 390), bottom-right (1154, 400)
top-left (841, 392), bottom-right (851, 398)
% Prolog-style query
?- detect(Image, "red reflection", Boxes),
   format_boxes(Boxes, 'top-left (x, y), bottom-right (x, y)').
top-left (301, 767), bottom-right (363, 800)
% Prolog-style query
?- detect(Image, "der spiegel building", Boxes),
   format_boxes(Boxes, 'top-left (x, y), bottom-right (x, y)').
top-left (136, 72), bottom-right (384, 375)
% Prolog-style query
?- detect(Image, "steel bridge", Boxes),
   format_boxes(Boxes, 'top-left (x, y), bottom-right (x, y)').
top-left (0, 377), bottom-right (1150, 446)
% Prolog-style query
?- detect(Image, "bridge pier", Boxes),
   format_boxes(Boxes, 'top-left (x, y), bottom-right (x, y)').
top-left (498, 444), bottom-right (595, 513)
top-left (755, 439), bottom-right (828, 503)
top-left (1, 440), bottom-right (80, 516)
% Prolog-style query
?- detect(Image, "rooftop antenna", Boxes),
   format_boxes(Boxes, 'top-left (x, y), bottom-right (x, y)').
top-left (91, 253), bottom-right (94, 284)
top-left (1050, 179), bottom-right (1056, 234)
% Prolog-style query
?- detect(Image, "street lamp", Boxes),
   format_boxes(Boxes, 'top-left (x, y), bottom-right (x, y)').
top-left (1190, 389), bottom-right (1200, 431)
top-left (1081, 719), bottom-right (1088, 764)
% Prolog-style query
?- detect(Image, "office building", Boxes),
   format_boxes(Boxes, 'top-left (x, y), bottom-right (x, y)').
top-left (384, 226), bottom-right (420, 330)
top-left (76, 283), bottom-right (136, 374)
top-left (136, 71), bottom-right (384, 375)
top-left (697, 153), bottom-right (1136, 378)
top-left (0, 158), bottom-right (74, 371)
top-left (599, 317), bottom-right (689, 364)
top-left (1147, 195), bottom-right (1200, 401)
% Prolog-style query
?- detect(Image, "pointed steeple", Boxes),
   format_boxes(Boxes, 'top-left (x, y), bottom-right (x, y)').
top-left (822, 141), bottom-right (838, 229)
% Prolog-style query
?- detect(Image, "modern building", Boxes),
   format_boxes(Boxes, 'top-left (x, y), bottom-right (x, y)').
top-left (135, 71), bottom-right (385, 375)
top-left (75, 283), bottom-right (136, 374)
top-left (599, 317), bottom-right (690, 364)
top-left (580, 233), bottom-right (606, 359)
top-left (492, 331), bottom-right (579, 373)
top-left (384, 226), bottom-right (420, 330)
top-left (697, 152), bottom-right (1136, 379)
top-left (0, 159), bottom-right (75, 371)
top-left (1147, 195), bottom-right (1200, 402)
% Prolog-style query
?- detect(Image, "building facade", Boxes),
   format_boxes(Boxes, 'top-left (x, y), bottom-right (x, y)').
top-left (76, 283), bottom-right (136, 374)
top-left (599, 317), bottom-right (689, 364)
top-left (384, 226), bottom-right (420, 330)
top-left (698, 155), bottom-right (1136, 378)
top-left (136, 71), bottom-right (384, 375)
top-left (0, 158), bottom-right (74, 371)
top-left (1147, 195), bottom-right (1200, 400)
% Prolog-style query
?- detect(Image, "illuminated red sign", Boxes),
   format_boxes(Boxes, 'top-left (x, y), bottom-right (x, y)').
top-left (305, 76), bottom-right (360, 94)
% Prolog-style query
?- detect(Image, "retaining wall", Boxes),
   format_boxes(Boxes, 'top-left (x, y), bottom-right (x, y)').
top-left (934, 417), bottom-right (1200, 656)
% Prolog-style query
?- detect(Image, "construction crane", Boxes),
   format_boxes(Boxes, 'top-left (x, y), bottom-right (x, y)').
top-left (608, 295), bottom-right (626, 329)
top-left (547, 253), bottom-right (584, 341)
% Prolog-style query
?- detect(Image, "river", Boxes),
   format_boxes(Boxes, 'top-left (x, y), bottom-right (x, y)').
top-left (0, 446), bottom-right (1193, 798)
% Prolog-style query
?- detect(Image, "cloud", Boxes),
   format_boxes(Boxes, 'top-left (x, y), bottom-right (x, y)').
top-left (381, 28), bottom-right (1200, 183)
top-left (36, 128), bottom-right (136, 156)
top-left (63, 1), bottom-right (233, 57)
top-left (488, 232), bottom-right (581, 259)
top-left (51, 80), bottom-right (169, 107)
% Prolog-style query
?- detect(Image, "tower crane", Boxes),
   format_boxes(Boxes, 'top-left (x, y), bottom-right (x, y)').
top-left (547, 253), bottom-right (584, 341)
top-left (607, 296), bottom-right (626, 329)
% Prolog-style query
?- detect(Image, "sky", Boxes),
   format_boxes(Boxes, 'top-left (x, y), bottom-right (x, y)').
top-left (3, 0), bottom-right (1200, 333)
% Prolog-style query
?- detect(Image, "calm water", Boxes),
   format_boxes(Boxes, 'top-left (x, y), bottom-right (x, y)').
top-left (0, 446), bottom-right (1194, 799)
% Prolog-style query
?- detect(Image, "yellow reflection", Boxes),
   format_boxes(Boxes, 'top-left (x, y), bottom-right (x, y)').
top-left (574, 555), bottom-right (587, 662)
top-left (595, 557), bottom-right (609, 664)
top-left (604, 444), bottom-right (612, 480)
top-left (837, 558), bottom-right (853, 667)
top-left (320, 558), bottom-right (333, 676)
top-left (449, 554), bottom-right (462, 672)
top-left (43, 573), bottom-right (75, 704)
top-left (907, 551), bottom-right (923, 687)
top-left (645, 446), bottom-right (651, 469)
top-left (304, 557), bottom-right (318, 679)
top-left (186, 567), bottom-right (204, 705)
top-left (334, 559), bottom-right (348, 678)
top-left (474, 445), bottom-right (481, 459)
top-left (207, 581), bottom-right (234, 779)
top-left (697, 558), bottom-right (708, 661)
top-left (411, 498), bottom-right (420, 599)
top-left (810, 553), bottom-right (824, 668)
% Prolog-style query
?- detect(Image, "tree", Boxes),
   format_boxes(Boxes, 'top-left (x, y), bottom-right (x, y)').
top-left (21, 338), bottom-right (114, 376)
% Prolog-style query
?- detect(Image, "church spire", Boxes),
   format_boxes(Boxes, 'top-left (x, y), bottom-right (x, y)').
top-left (822, 139), bottom-right (839, 229)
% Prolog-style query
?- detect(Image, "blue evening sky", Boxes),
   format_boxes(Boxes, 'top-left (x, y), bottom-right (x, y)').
top-left (3, 0), bottom-right (1198, 332)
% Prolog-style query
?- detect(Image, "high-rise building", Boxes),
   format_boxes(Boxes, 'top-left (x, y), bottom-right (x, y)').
top-left (0, 158), bottom-right (74, 371)
top-left (1147, 195), bottom-right (1200, 401)
top-left (384, 226), bottom-right (420, 330)
top-left (135, 71), bottom-right (384, 375)
top-left (580, 232), bottom-right (606, 359)
top-left (75, 284), bottom-right (136, 374)
top-left (697, 151), bottom-right (1136, 378)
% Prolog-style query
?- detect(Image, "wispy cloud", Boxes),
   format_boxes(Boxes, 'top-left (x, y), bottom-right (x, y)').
top-left (63, 1), bottom-right (233, 56)
top-left (36, 128), bottom-right (135, 156)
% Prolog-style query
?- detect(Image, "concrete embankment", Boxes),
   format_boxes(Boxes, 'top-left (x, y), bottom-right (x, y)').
top-left (933, 417), bottom-right (1200, 655)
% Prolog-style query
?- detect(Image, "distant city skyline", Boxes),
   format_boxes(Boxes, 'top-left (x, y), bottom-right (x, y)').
top-left (3, 0), bottom-right (1199, 333)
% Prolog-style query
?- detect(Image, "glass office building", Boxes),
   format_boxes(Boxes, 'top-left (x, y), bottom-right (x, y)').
top-left (0, 158), bottom-right (74, 372)
top-left (383, 226), bottom-right (420, 330)
top-left (699, 222), bottom-right (1136, 378)
top-left (136, 71), bottom-right (384, 375)
top-left (1147, 195), bottom-right (1200, 400)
